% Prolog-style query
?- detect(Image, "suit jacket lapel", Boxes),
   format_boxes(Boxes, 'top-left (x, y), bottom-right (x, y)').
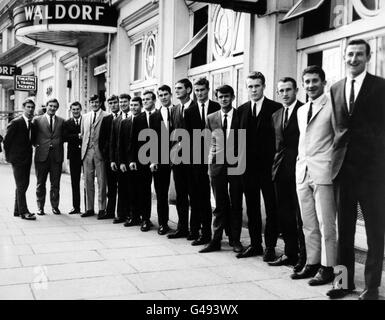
top-left (308, 95), bottom-right (327, 125)
top-left (274, 108), bottom-right (284, 135)
top-left (284, 101), bottom-right (300, 132)
top-left (93, 111), bottom-right (103, 127)
top-left (335, 79), bottom-right (349, 116)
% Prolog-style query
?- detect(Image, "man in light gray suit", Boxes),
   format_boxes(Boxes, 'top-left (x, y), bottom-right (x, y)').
top-left (291, 65), bottom-right (337, 286)
top-left (80, 94), bottom-right (108, 217)
top-left (33, 98), bottom-right (64, 215)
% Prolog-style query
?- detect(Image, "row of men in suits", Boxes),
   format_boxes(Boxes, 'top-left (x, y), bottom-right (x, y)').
top-left (3, 39), bottom-right (383, 300)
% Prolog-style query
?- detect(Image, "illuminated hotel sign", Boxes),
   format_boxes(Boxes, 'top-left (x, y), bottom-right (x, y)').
top-left (13, 1), bottom-right (118, 52)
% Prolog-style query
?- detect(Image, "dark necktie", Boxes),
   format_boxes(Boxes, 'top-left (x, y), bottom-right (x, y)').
top-left (283, 107), bottom-right (289, 129)
top-left (93, 111), bottom-right (97, 124)
top-left (49, 115), bottom-right (53, 132)
top-left (223, 113), bottom-right (228, 137)
top-left (181, 104), bottom-right (185, 118)
top-left (166, 107), bottom-right (171, 130)
top-left (252, 103), bottom-right (257, 119)
top-left (28, 119), bottom-right (32, 140)
top-left (349, 79), bottom-right (355, 115)
top-left (201, 103), bottom-right (206, 127)
top-left (307, 102), bottom-right (313, 124)
top-left (75, 119), bottom-right (79, 126)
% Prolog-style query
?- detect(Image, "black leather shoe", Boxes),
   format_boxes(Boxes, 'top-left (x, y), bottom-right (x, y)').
top-left (293, 257), bottom-right (306, 273)
top-left (187, 233), bottom-right (199, 241)
top-left (263, 248), bottom-right (276, 262)
top-left (140, 220), bottom-right (151, 232)
top-left (291, 263), bottom-right (321, 280)
top-left (268, 254), bottom-right (297, 267)
top-left (236, 245), bottom-right (263, 259)
top-left (52, 208), bottom-right (61, 215)
top-left (37, 208), bottom-right (45, 216)
top-left (14, 212), bottom-right (20, 217)
top-left (21, 213), bottom-right (36, 220)
top-left (113, 217), bottom-right (125, 224)
top-left (232, 242), bottom-right (244, 253)
top-left (199, 241), bottom-right (221, 253)
top-left (191, 237), bottom-right (211, 246)
top-left (68, 208), bottom-right (80, 215)
top-left (358, 288), bottom-right (379, 300)
top-left (81, 210), bottom-right (95, 218)
top-left (158, 225), bottom-right (170, 235)
top-left (326, 287), bottom-right (355, 299)
top-left (97, 211), bottom-right (114, 220)
top-left (308, 266), bottom-right (334, 286)
top-left (124, 218), bottom-right (141, 227)
top-left (167, 230), bottom-right (189, 239)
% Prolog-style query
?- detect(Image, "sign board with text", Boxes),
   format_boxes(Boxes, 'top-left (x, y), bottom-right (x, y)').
top-left (14, 75), bottom-right (38, 91)
top-left (0, 65), bottom-right (22, 77)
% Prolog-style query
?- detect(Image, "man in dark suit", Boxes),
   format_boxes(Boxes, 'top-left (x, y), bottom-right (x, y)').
top-left (149, 85), bottom-right (174, 235)
top-left (199, 85), bottom-right (243, 254)
top-left (33, 98), bottom-right (65, 215)
top-left (111, 93), bottom-right (131, 223)
top-left (327, 39), bottom-right (385, 300)
top-left (3, 98), bottom-right (36, 220)
top-left (63, 101), bottom-right (83, 214)
top-left (121, 96), bottom-right (153, 232)
top-left (268, 77), bottom-right (306, 273)
top-left (236, 71), bottom-right (281, 261)
top-left (168, 79), bottom-right (195, 240)
top-left (99, 95), bottom-right (120, 221)
top-left (184, 78), bottom-right (220, 246)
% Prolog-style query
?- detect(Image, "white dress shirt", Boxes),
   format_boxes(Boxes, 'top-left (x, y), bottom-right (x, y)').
top-left (145, 108), bottom-right (155, 126)
top-left (198, 100), bottom-right (209, 120)
top-left (283, 99), bottom-right (297, 123)
top-left (45, 113), bottom-right (55, 128)
top-left (345, 70), bottom-right (366, 112)
top-left (160, 106), bottom-right (170, 129)
top-left (22, 114), bottom-right (30, 129)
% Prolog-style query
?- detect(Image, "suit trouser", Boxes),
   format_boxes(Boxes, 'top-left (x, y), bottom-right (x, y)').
top-left (296, 172), bottom-right (337, 266)
top-left (335, 169), bottom-right (385, 289)
top-left (190, 164), bottom-right (212, 239)
top-left (131, 166), bottom-right (152, 221)
top-left (116, 171), bottom-right (130, 219)
top-left (274, 176), bottom-right (306, 259)
top-left (242, 170), bottom-right (278, 248)
top-left (153, 164), bottom-right (171, 226)
top-left (83, 148), bottom-right (106, 212)
top-left (210, 171), bottom-right (243, 243)
top-left (172, 164), bottom-right (193, 233)
top-left (69, 158), bottom-right (81, 211)
top-left (105, 163), bottom-right (118, 215)
top-left (12, 161), bottom-right (32, 215)
top-left (35, 152), bottom-right (62, 210)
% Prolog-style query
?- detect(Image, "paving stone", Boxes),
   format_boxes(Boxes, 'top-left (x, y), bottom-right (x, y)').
top-left (162, 282), bottom-right (280, 300)
top-left (32, 275), bottom-right (139, 300)
top-left (20, 250), bottom-right (104, 267)
top-left (126, 254), bottom-right (216, 272)
top-left (95, 292), bottom-right (168, 300)
top-left (126, 269), bottom-right (230, 292)
top-left (0, 284), bottom-right (34, 300)
top-left (46, 260), bottom-right (136, 281)
top-left (98, 245), bottom-right (176, 260)
top-left (0, 255), bottom-right (21, 269)
top-left (0, 244), bottom-right (33, 256)
top-left (31, 240), bottom-right (104, 254)
top-left (12, 233), bottom-right (82, 245)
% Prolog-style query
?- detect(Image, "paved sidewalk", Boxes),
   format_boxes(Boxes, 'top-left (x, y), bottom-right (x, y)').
top-left (0, 163), bottom-right (383, 300)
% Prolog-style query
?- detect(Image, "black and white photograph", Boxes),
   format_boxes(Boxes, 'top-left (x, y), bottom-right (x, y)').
top-left (0, 0), bottom-right (384, 309)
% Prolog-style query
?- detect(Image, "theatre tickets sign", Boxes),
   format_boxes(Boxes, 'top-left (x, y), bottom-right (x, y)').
top-left (13, 1), bottom-right (118, 52)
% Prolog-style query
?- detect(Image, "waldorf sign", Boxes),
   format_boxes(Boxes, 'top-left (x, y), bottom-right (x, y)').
top-left (13, 1), bottom-right (118, 52)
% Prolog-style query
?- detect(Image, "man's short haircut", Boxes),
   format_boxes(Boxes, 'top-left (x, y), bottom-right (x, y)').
top-left (157, 84), bottom-right (172, 94)
top-left (176, 78), bottom-right (193, 91)
top-left (22, 98), bottom-right (35, 107)
top-left (215, 85), bottom-right (235, 97)
top-left (131, 96), bottom-right (143, 105)
top-left (346, 39), bottom-right (371, 56)
top-left (246, 71), bottom-right (266, 85)
top-left (302, 65), bottom-right (326, 82)
top-left (46, 98), bottom-right (59, 107)
top-left (143, 90), bottom-right (156, 100)
top-left (193, 77), bottom-right (209, 89)
top-left (119, 93), bottom-right (131, 101)
top-left (89, 94), bottom-right (99, 102)
top-left (107, 94), bottom-right (119, 102)
top-left (278, 77), bottom-right (297, 89)
top-left (70, 101), bottom-right (82, 109)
